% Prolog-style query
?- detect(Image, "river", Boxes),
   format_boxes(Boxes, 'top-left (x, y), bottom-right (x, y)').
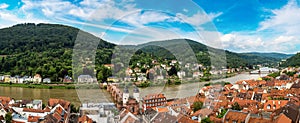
top-left (0, 73), bottom-right (266, 106)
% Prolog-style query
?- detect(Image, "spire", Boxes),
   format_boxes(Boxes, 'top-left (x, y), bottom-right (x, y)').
top-left (133, 86), bottom-right (139, 93)
top-left (124, 86), bottom-right (129, 93)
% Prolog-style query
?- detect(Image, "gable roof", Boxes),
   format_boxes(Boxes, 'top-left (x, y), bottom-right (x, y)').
top-left (274, 113), bottom-right (292, 123)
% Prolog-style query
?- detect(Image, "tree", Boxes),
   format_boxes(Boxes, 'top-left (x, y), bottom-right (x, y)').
top-left (42, 104), bottom-right (46, 109)
top-left (193, 101), bottom-right (203, 112)
top-left (268, 72), bottom-right (280, 78)
top-left (201, 117), bottom-right (213, 123)
top-left (70, 104), bottom-right (78, 113)
top-left (168, 65), bottom-right (177, 76)
top-left (232, 102), bottom-right (242, 111)
top-left (5, 112), bottom-right (12, 123)
top-left (217, 109), bottom-right (228, 118)
top-left (97, 71), bottom-right (104, 82)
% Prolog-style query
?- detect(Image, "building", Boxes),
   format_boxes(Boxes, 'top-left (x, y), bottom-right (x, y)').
top-left (78, 115), bottom-right (93, 123)
top-left (142, 93), bottom-right (167, 111)
top-left (123, 86), bottom-right (130, 106)
top-left (77, 75), bottom-right (94, 83)
top-left (33, 74), bottom-right (42, 83)
top-left (79, 103), bottom-right (117, 123)
top-left (3, 75), bottom-right (10, 83)
top-left (63, 75), bottom-right (73, 83)
top-left (223, 110), bottom-right (249, 123)
top-left (43, 78), bottom-right (51, 83)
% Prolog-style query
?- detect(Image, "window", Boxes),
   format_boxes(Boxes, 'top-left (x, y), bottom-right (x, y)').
top-left (267, 104), bottom-right (271, 109)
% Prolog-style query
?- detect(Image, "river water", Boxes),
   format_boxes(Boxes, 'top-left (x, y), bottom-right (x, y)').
top-left (0, 73), bottom-right (266, 106)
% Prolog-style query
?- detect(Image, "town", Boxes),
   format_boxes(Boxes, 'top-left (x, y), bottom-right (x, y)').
top-left (0, 66), bottom-right (299, 123)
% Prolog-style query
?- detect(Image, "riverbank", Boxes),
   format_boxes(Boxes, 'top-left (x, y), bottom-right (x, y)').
top-left (0, 83), bottom-right (76, 89)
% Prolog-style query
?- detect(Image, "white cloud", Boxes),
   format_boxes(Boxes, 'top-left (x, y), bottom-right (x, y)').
top-left (176, 11), bottom-right (222, 26)
top-left (273, 36), bottom-right (295, 44)
top-left (259, 0), bottom-right (300, 35)
top-left (120, 11), bottom-right (173, 27)
top-left (0, 3), bottom-right (9, 9)
top-left (183, 9), bottom-right (188, 12)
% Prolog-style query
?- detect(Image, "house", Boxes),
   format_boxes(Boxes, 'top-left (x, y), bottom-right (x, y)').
top-left (125, 68), bottom-right (133, 76)
top-left (142, 93), bottom-right (167, 111)
top-left (10, 76), bottom-right (18, 83)
top-left (41, 104), bottom-right (69, 123)
top-left (20, 76), bottom-right (33, 83)
top-left (274, 113), bottom-right (292, 123)
top-left (3, 75), bottom-right (10, 83)
top-left (223, 110), bottom-right (249, 123)
top-left (43, 78), bottom-right (51, 83)
top-left (33, 74), bottom-right (42, 83)
top-left (0, 76), bottom-right (4, 82)
top-left (48, 98), bottom-right (71, 112)
top-left (263, 100), bottom-right (289, 112)
top-left (32, 100), bottom-right (43, 110)
top-left (193, 72), bottom-right (202, 78)
top-left (274, 102), bottom-right (300, 123)
top-left (79, 103), bottom-right (117, 122)
top-left (177, 71), bottom-right (186, 79)
top-left (119, 109), bottom-right (141, 123)
top-left (77, 75), bottom-right (94, 83)
top-left (192, 108), bottom-right (213, 122)
top-left (150, 112), bottom-right (178, 123)
top-left (78, 115), bottom-right (93, 123)
top-left (63, 75), bottom-right (73, 83)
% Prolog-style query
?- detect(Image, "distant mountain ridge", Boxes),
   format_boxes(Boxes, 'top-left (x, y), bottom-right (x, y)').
top-left (240, 52), bottom-right (293, 60)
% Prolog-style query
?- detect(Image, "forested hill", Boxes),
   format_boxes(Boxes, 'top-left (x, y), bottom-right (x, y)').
top-left (0, 23), bottom-right (115, 81)
top-left (130, 39), bottom-right (281, 67)
top-left (0, 23), bottom-right (285, 81)
top-left (239, 52), bottom-right (293, 60)
top-left (0, 23), bottom-right (114, 55)
top-left (280, 53), bottom-right (300, 67)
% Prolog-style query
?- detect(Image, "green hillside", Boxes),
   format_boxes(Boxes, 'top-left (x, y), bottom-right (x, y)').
top-left (0, 23), bottom-right (284, 82)
top-left (280, 53), bottom-right (300, 67)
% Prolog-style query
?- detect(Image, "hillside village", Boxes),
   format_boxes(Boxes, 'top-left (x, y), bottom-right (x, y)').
top-left (0, 58), bottom-right (244, 86)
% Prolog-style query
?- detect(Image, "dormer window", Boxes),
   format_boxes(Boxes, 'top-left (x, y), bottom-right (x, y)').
top-left (267, 104), bottom-right (271, 109)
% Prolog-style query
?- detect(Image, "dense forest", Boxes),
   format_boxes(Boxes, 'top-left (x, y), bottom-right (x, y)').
top-left (0, 23), bottom-right (287, 82)
top-left (280, 53), bottom-right (300, 67)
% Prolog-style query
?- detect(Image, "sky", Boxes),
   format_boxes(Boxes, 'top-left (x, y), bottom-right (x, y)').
top-left (0, 0), bottom-right (300, 54)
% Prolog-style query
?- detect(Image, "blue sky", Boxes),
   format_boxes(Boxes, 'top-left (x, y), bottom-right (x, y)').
top-left (0, 0), bottom-right (300, 53)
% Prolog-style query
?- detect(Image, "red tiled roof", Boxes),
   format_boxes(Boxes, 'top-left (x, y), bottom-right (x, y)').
top-left (177, 115), bottom-right (198, 123)
top-left (274, 113), bottom-right (292, 123)
top-left (263, 100), bottom-right (289, 111)
top-left (27, 116), bottom-right (41, 122)
top-left (23, 108), bottom-right (48, 113)
top-left (78, 115), bottom-right (93, 123)
top-left (143, 93), bottom-right (166, 100)
top-left (0, 96), bottom-right (11, 105)
top-left (48, 98), bottom-right (70, 110)
top-left (224, 110), bottom-right (248, 123)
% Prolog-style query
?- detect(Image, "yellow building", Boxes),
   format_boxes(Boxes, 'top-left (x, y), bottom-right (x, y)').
top-left (4, 75), bottom-right (10, 83)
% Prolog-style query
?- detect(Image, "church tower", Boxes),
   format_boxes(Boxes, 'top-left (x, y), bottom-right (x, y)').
top-left (133, 86), bottom-right (140, 102)
top-left (123, 86), bottom-right (129, 105)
